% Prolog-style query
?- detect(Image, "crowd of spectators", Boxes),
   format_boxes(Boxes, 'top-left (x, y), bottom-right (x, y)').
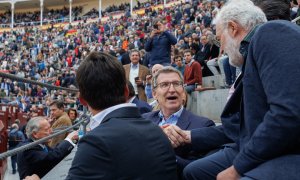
top-left (0, 6), bottom-right (82, 27)
top-left (0, 0), bottom-right (299, 178)
top-left (0, 0), bottom-right (299, 117)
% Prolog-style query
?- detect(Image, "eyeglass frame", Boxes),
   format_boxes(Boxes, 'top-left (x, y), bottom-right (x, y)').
top-left (153, 81), bottom-right (184, 90)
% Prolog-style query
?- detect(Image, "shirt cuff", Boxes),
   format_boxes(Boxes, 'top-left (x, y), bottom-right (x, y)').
top-left (65, 137), bottom-right (76, 147)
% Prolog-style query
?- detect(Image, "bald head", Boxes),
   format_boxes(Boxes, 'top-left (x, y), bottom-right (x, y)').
top-left (151, 64), bottom-right (164, 76)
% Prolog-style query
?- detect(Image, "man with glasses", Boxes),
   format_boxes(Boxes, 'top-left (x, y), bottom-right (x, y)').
top-left (143, 66), bottom-right (214, 173)
top-left (183, 49), bottom-right (202, 93)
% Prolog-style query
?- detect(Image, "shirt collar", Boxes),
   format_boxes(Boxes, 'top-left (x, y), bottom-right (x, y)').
top-left (89, 103), bottom-right (136, 130)
top-left (187, 59), bottom-right (195, 66)
top-left (128, 96), bottom-right (136, 103)
top-left (158, 106), bottom-right (184, 126)
top-left (131, 63), bottom-right (139, 69)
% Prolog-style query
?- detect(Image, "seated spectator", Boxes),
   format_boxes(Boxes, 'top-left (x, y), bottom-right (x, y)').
top-left (183, 49), bottom-right (202, 93)
top-left (127, 80), bottom-right (152, 114)
top-left (9, 123), bottom-right (25, 174)
top-left (49, 100), bottom-right (72, 148)
top-left (174, 55), bottom-right (185, 76)
top-left (17, 116), bottom-right (77, 179)
top-left (67, 108), bottom-right (78, 125)
top-left (142, 66), bottom-right (215, 172)
top-left (144, 64), bottom-right (164, 101)
top-left (194, 35), bottom-right (213, 77)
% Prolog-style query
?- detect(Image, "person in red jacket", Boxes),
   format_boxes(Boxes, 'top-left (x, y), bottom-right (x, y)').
top-left (183, 49), bottom-right (202, 93)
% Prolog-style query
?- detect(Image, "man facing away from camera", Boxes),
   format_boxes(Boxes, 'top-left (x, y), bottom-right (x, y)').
top-left (66, 51), bottom-right (177, 179)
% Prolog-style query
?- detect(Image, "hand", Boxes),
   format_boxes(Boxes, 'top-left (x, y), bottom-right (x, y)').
top-left (145, 75), bottom-right (152, 84)
top-left (135, 79), bottom-right (143, 86)
top-left (24, 174), bottom-right (40, 180)
top-left (67, 131), bottom-right (78, 142)
top-left (150, 29), bottom-right (159, 38)
top-left (162, 124), bottom-right (191, 148)
top-left (217, 166), bottom-right (240, 180)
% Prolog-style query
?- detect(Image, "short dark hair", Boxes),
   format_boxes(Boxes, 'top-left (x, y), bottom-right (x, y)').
top-left (68, 108), bottom-right (77, 117)
top-left (174, 55), bottom-right (182, 61)
top-left (183, 49), bottom-right (193, 55)
top-left (50, 100), bottom-right (64, 109)
top-left (76, 51), bottom-right (127, 110)
top-left (252, 0), bottom-right (291, 21)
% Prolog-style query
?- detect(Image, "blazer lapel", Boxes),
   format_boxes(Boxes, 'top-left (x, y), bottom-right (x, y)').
top-left (176, 109), bottom-right (191, 129)
top-left (152, 111), bottom-right (162, 125)
top-left (125, 65), bottom-right (130, 80)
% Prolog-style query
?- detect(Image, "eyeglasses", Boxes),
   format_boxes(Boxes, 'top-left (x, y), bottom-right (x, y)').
top-left (155, 81), bottom-right (183, 89)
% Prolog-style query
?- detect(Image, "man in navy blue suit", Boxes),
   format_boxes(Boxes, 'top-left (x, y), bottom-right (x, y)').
top-left (17, 116), bottom-right (77, 179)
top-left (142, 66), bottom-right (215, 171)
top-left (66, 52), bottom-right (177, 179)
top-left (127, 80), bottom-right (152, 114)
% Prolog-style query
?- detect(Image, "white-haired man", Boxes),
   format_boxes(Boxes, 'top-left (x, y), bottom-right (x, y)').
top-left (17, 116), bottom-right (77, 179)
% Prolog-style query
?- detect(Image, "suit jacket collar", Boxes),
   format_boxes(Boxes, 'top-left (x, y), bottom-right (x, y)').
top-left (101, 106), bottom-right (142, 124)
top-left (132, 97), bottom-right (139, 104)
top-left (152, 108), bottom-right (190, 129)
top-left (176, 108), bottom-right (191, 129)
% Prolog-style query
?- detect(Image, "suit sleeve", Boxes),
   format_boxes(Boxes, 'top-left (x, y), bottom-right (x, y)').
top-left (233, 22), bottom-right (300, 174)
top-left (163, 31), bottom-right (177, 45)
top-left (191, 125), bottom-right (232, 152)
top-left (144, 38), bottom-right (153, 52)
top-left (66, 134), bottom-right (113, 180)
top-left (24, 140), bottom-right (73, 166)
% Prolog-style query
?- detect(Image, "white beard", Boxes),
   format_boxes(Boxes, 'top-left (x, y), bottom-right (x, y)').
top-left (224, 31), bottom-right (244, 68)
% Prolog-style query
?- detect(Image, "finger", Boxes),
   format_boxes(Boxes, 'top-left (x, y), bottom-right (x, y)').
top-left (166, 127), bottom-right (185, 146)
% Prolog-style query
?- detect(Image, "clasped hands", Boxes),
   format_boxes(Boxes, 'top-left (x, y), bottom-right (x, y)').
top-left (161, 124), bottom-right (191, 148)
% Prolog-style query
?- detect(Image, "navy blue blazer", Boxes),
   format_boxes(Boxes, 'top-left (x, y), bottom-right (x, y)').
top-left (66, 106), bottom-right (177, 180)
top-left (233, 20), bottom-right (300, 176)
top-left (17, 139), bottom-right (74, 179)
top-left (132, 97), bottom-right (152, 114)
top-left (143, 108), bottom-right (215, 168)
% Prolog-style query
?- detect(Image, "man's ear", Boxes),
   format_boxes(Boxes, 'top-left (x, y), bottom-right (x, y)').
top-left (31, 132), bottom-right (38, 139)
top-left (79, 94), bottom-right (88, 106)
top-left (124, 85), bottom-right (129, 100)
top-left (152, 89), bottom-right (157, 101)
top-left (228, 21), bottom-right (239, 37)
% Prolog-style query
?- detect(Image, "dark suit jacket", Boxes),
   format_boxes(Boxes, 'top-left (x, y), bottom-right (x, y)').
top-left (66, 106), bottom-right (177, 180)
top-left (233, 21), bottom-right (300, 176)
top-left (124, 64), bottom-right (150, 101)
top-left (17, 139), bottom-right (74, 179)
top-left (143, 109), bottom-right (215, 168)
top-left (132, 97), bottom-right (152, 114)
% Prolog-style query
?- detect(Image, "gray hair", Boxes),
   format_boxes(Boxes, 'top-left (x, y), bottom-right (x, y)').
top-left (215, 0), bottom-right (267, 32)
top-left (26, 116), bottom-right (46, 139)
top-left (152, 66), bottom-right (184, 89)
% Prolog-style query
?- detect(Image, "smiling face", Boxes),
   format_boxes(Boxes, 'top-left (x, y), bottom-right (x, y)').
top-left (153, 72), bottom-right (184, 117)
top-left (130, 51), bottom-right (140, 64)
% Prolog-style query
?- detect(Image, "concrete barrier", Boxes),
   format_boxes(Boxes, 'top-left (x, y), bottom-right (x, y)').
top-left (187, 89), bottom-right (229, 123)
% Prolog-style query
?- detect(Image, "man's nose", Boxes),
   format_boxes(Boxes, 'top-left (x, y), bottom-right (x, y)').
top-left (168, 83), bottom-right (176, 91)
